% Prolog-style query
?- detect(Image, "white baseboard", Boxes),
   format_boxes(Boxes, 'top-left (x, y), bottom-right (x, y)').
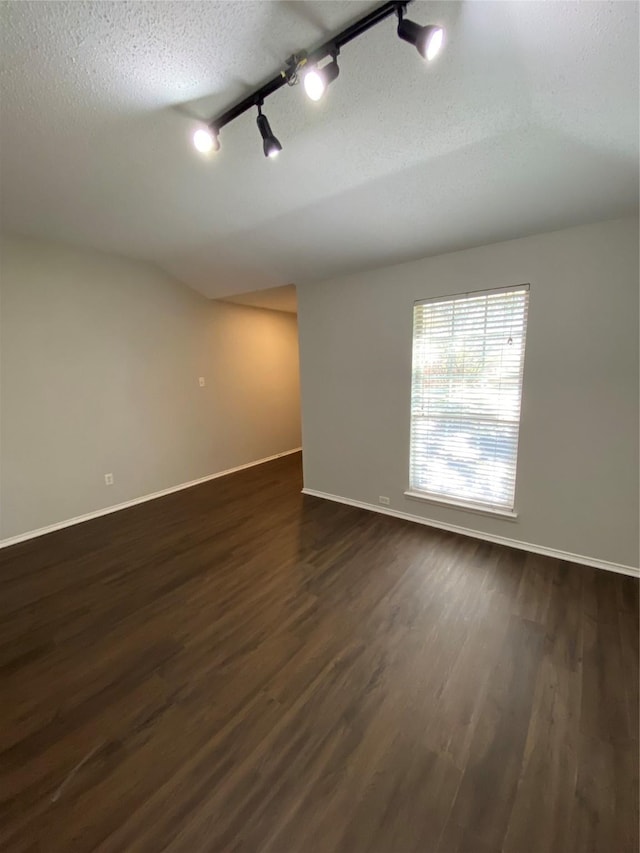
top-left (301, 487), bottom-right (639, 579)
top-left (0, 448), bottom-right (302, 550)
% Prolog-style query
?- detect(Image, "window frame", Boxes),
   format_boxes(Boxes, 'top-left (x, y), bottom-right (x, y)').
top-left (405, 283), bottom-right (530, 519)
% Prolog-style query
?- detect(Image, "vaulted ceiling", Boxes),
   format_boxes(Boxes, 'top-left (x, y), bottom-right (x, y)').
top-left (1, 1), bottom-right (638, 299)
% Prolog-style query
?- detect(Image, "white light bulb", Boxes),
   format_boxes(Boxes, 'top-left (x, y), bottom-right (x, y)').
top-left (268, 148), bottom-right (280, 159)
top-left (426, 27), bottom-right (444, 61)
top-left (304, 69), bottom-right (325, 102)
top-left (193, 128), bottom-right (215, 153)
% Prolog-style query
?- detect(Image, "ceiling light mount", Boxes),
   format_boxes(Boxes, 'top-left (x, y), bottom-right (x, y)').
top-left (193, 1), bottom-right (445, 159)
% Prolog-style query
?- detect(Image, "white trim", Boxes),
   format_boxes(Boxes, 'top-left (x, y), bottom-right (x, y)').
top-left (0, 448), bottom-right (302, 550)
top-left (301, 488), bottom-right (639, 579)
top-left (404, 490), bottom-right (519, 520)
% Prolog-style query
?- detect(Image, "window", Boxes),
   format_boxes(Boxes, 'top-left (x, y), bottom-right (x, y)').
top-left (408, 285), bottom-right (529, 514)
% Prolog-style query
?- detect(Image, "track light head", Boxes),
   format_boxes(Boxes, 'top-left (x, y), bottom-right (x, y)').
top-left (256, 108), bottom-right (282, 158)
top-left (397, 19), bottom-right (445, 61)
top-left (192, 125), bottom-right (220, 154)
top-left (303, 57), bottom-right (340, 102)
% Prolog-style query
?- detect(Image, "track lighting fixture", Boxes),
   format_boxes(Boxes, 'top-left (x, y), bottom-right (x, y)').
top-left (303, 55), bottom-right (340, 102)
top-left (193, 2), bottom-right (445, 161)
top-left (397, 14), bottom-right (444, 61)
top-left (256, 104), bottom-right (282, 158)
top-left (192, 126), bottom-right (219, 154)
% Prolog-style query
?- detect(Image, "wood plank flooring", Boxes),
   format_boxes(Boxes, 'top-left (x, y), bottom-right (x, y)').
top-left (1, 452), bottom-right (638, 852)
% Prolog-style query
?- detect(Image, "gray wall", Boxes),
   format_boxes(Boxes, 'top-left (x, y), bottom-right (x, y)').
top-left (1, 236), bottom-right (301, 539)
top-left (297, 218), bottom-right (639, 569)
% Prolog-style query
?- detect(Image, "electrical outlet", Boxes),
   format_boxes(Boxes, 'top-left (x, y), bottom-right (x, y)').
top-left (379, 496), bottom-right (390, 506)
top-left (198, 376), bottom-right (206, 387)
top-left (104, 473), bottom-right (114, 486)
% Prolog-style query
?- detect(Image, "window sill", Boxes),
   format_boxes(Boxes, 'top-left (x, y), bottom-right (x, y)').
top-left (403, 490), bottom-right (519, 520)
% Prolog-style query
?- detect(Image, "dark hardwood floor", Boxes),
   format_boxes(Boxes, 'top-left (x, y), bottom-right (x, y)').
top-left (1, 452), bottom-right (638, 852)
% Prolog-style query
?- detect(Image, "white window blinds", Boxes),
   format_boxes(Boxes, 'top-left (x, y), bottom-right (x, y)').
top-left (409, 285), bottom-right (529, 511)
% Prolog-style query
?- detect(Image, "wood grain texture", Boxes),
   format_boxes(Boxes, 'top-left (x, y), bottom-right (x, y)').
top-left (1, 452), bottom-right (638, 852)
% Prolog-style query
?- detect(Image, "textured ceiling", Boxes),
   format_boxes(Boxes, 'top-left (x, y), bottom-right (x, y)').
top-left (0, 1), bottom-right (638, 299)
